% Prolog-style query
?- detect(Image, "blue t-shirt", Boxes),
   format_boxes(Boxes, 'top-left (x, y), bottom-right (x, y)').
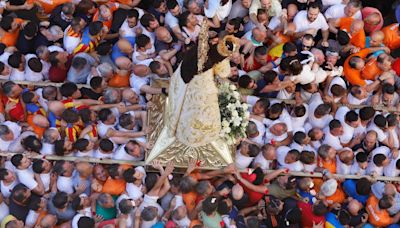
top-left (325, 212), bottom-right (345, 228)
top-left (342, 180), bottom-right (368, 205)
top-left (365, 37), bottom-right (385, 57)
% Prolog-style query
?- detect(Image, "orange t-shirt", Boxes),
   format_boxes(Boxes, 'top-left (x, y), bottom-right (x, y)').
top-left (383, 24), bottom-right (400, 50)
top-left (338, 18), bottom-right (366, 49)
top-left (362, 58), bottom-right (382, 80)
top-left (27, 115), bottom-right (45, 139)
top-left (108, 73), bottom-right (130, 87)
top-left (366, 195), bottom-right (394, 227)
top-left (102, 177), bottom-right (126, 195)
top-left (325, 187), bottom-right (346, 205)
top-left (182, 172), bottom-right (201, 214)
top-left (343, 48), bottom-right (372, 86)
top-left (317, 157), bottom-right (337, 174)
top-left (92, 3), bottom-right (118, 30)
top-left (1, 18), bottom-right (23, 47)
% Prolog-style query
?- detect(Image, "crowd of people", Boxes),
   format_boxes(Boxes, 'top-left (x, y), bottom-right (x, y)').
top-left (0, 0), bottom-right (399, 227)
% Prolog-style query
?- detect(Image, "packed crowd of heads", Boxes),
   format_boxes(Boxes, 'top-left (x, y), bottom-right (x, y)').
top-left (0, 0), bottom-right (400, 227)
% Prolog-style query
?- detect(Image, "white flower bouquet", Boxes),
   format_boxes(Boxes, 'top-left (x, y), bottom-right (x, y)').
top-left (218, 82), bottom-right (250, 145)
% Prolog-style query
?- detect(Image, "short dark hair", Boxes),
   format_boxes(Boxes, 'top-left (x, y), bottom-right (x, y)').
top-left (355, 178), bottom-right (371, 195)
top-left (72, 57), bottom-right (87, 70)
top-left (238, 75), bottom-right (252, 88)
top-left (135, 34), bottom-right (151, 48)
top-left (263, 70), bottom-right (278, 84)
top-left (338, 210), bottom-right (351, 225)
top-left (11, 154), bottom-right (23, 168)
top-left (53, 191), bottom-right (69, 209)
top-left (23, 21), bottom-right (38, 38)
top-left (77, 216), bottom-right (95, 228)
top-left (379, 195), bottom-right (393, 209)
top-left (0, 16), bottom-right (13, 31)
top-left (293, 131), bottom-right (307, 144)
top-left (359, 107), bottom-right (375, 121)
top-left (22, 91), bottom-right (35, 104)
top-left (294, 105), bottom-right (306, 117)
top-left (127, 9), bottom-right (139, 19)
top-left (313, 201), bottom-right (328, 216)
top-left (98, 108), bottom-right (112, 122)
top-left (227, 17), bottom-right (241, 31)
top-left (307, 1), bottom-right (321, 10)
top-left (356, 152), bottom-right (367, 163)
top-left (331, 84), bottom-right (346, 97)
top-left (8, 52), bottom-right (22, 68)
top-left (300, 150), bottom-right (315, 164)
top-left (329, 119), bottom-right (342, 131)
top-left (62, 108), bottom-right (80, 124)
top-left (373, 154), bottom-right (387, 167)
top-left (349, 56), bottom-right (362, 69)
top-left (123, 168), bottom-right (138, 183)
top-left (99, 139), bottom-right (114, 152)
top-left (48, 51), bottom-right (60, 66)
top-left (90, 76), bottom-right (103, 90)
top-left (119, 199), bottom-right (134, 214)
top-left (88, 21), bottom-right (103, 36)
top-left (202, 197), bottom-right (219, 215)
top-left (166, 0), bottom-right (178, 10)
top-left (73, 138), bottom-right (90, 151)
top-left (22, 135), bottom-right (42, 153)
top-left (32, 159), bottom-right (45, 174)
top-left (119, 113), bottom-right (133, 129)
top-left (72, 196), bottom-right (83, 211)
top-left (283, 42), bottom-right (297, 53)
top-left (345, 111), bottom-right (358, 123)
top-left (179, 11), bottom-right (191, 28)
top-left (248, 144), bottom-right (260, 157)
top-left (54, 140), bottom-right (66, 156)
top-left (337, 30), bottom-right (350, 45)
top-left (28, 58), bottom-right (43, 73)
top-left (374, 114), bottom-right (387, 128)
top-left (140, 13), bottom-right (156, 28)
top-left (149, 61), bottom-right (161, 73)
top-left (382, 83), bottom-right (395, 94)
top-left (254, 45), bottom-right (267, 57)
top-left (0, 168), bottom-right (8, 180)
top-left (60, 82), bottom-right (78, 97)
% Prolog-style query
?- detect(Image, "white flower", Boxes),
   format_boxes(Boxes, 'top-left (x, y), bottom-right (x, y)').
top-left (242, 103), bottom-right (249, 110)
top-left (232, 116), bottom-right (242, 127)
top-left (229, 84), bottom-right (237, 91)
top-left (222, 120), bottom-right (230, 127)
top-left (232, 110), bottom-right (239, 117)
top-left (232, 91), bottom-right (240, 99)
top-left (224, 127), bottom-right (231, 133)
top-left (244, 111), bottom-right (250, 119)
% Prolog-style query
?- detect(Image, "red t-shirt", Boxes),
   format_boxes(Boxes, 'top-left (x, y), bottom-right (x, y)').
top-left (238, 172), bottom-right (265, 206)
top-left (297, 201), bottom-right (326, 228)
top-left (48, 55), bottom-right (73, 82)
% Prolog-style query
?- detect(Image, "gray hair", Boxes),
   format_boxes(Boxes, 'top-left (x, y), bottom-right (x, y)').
top-left (49, 25), bottom-right (63, 36)
top-left (43, 128), bottom-right (57, 143)
top-left (246, 121), bottom-right (258, 135)
top-left (98, 193), bottom-right (110, 206)
top-left (103, 89), bottom-right (120, 104)
top-left (97, 63), bottom-right (113, 77)
top-left (195, 180), bottom-right (210, 195)
top-left (317, 144), bottom-right (331, 159)
top-left (36, 46), bottom-right (49, 57)
top-left (141, 207), bottom-right (157, 221)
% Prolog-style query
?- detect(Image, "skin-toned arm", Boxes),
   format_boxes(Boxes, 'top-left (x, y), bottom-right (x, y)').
top-left (33, 173), bottom-right (45, 195)
top-left (106, 128), bottom-right (146, 138)
top-left (140, 85), bottom-right (163, 95)
top-left (328, 19), bottom-right (340, 34)
top-left (147, 162), bottom-right (174, 196)
top-left (235, 171), bottom-right (268, 194)
top-left (322, 29), bottom-right (329, 43)
top-left (73, 99), bottom-right (103, 107)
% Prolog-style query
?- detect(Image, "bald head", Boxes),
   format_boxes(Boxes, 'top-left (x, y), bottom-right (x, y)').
top-left (252, 27), bottom-right (266, 43)
top-left (155, 26), bottom-right (173, 43)
top-left (348, 199), bottom-right (362, 215)
top-left (384, 183), bottom-right (397, 196)
top-left (232, 184), bottom-right (244, 200)
top-left (115, 56), bottom-right (132, 71)
top-left (339, 149), bottom-right (354, 164)
top-left (350, 19), bottom-right (364, 33)
top-left (40, 214), bottom-right (57, 228)
top-left (76, 162), bottom-right (93, 178)
top-left (117, 39), bottom-right (133, 55)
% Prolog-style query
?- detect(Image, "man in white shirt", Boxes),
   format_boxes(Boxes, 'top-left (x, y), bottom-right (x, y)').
top-left (276, 146), bottom-right (303, 171)
top-left (0, 121), bottom-right (21, 151)
top-left (324, 0), bottom-right (362, 20)
top-left (322, 119), bottom-right (344, 150)
top-left (0, 168), bottom-right (19, 198)
top-left (235, 142), bottom-right (260, 170)
top-left (366, 146), bottom-right (391, 176)
top-left (113, 140), bottom-right (145, 161)
top-left (11, 154), bottom-right (45, 195)
top-left (293, 2), bottom-right (329, 47)
top-left (253, 144), bottom-right (276, 171)
top-left (367, 114), bottom-right (393, 148)
top-left (249, 0), bottom-right (282, 26)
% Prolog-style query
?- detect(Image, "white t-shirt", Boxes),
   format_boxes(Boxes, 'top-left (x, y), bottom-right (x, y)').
top-left (40, 143), bottom-right (54, 155)
top-left (235, 151), bottom-right (254, 170)
top-left (113, 144), bottom-right (144, 161)
top-left (324, 4), bottom-right (362, 19)
top-left (322, 127), bottom-right (343, 150)
top-left (294, 10), bottom-right (329, 35)
top-left (63, 25), bottom-right (81, 54)
top-left (204, 0), bottom-right (232, 20)
top-left (383, 154), bottom-right (400, 177)
top-left (126, 183), bottom-right (144, 200)
top-left (0, 202), bottom-right (9, 223)
top-left (120, 19), bottom-right (140, 38)
top-left (336, 157), bottom-right (352, 175)
top-left (276, 146), bottom-right (303, 171)
top-left (165, 11), bottom-right (179, 29)
top-left (94, 149), bottom-right (113, 159)
top-left (57, 176), bottom-right (74, 194)
top-left (25, 210), bottom-right (39, 227)
top-left (10, 69), bottom-right (25, 81)
top-left (40, 172), bottom-right (51, 192)
top-left (0, 179), bottom-right (18, 198)
top-left (268, 16), bottom-right (281, 31)
top-left (0, 121), bottom-right (21, 151)
top-left (139, 194), bottom-right (164, 217)
top-left (75, 150), bottom-right (94, 158)
top-left (367, 123), bottom-right (387, 142)
top-left (291, 104), bottom-right (309, 133)
top-left (347, 93), bottom-right (367, 105)
top-left (97, 122), bottom-right (115, 138)
top-left (289, 64), bottom-right (315, 85)
top-left (366, 146), bottom-right (390, 175)
top-left (350, 161), bottom-right (367, 175)
top-left (253, 153), bottom-right (273, 171)
top-left (129, 72), bottom-right (150, 96)
top-left (16, 168), bottom-right (38, 190)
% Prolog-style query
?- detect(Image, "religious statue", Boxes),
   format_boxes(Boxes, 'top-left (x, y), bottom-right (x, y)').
top-left (146, 19), bottom-right (240, 168)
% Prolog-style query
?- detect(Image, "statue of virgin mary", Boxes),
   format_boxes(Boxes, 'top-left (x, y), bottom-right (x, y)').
top-left (146, 19), bottom-right (240, 167)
